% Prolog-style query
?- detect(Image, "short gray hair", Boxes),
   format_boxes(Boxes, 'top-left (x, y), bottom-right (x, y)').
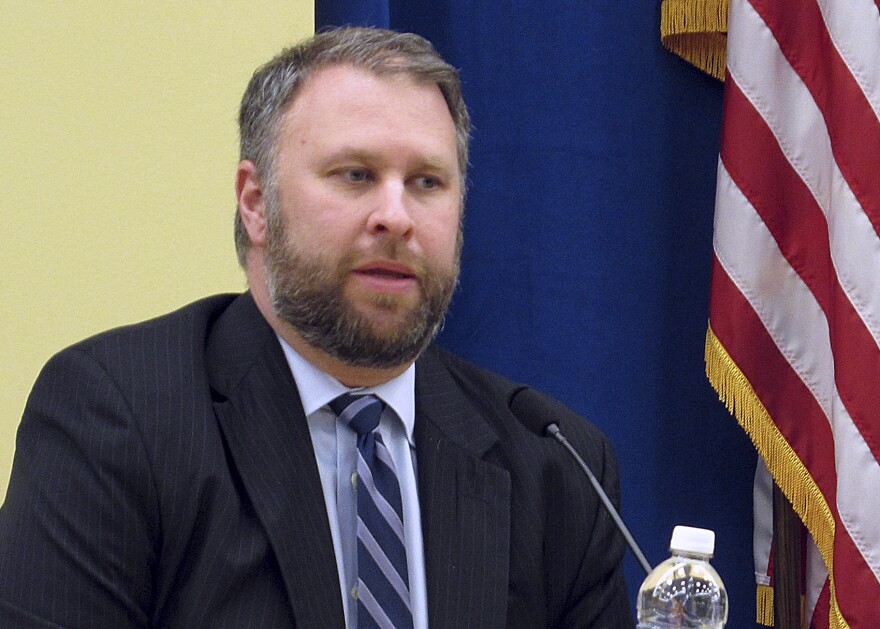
top-left (234, 26), bottom-right (471, 267)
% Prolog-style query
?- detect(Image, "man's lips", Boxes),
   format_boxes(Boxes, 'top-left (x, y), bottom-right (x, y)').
top-left (350, 261), bottom-right (419, 294)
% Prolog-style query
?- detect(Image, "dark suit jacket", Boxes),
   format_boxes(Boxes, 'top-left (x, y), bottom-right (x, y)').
top-left (0, 293), bottom-right (632, 628)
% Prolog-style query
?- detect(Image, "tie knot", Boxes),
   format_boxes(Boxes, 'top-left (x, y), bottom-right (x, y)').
top-left (329, 393), bottom-right (384, 435)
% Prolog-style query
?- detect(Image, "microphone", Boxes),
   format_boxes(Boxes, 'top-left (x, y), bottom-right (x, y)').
top-left (509, 387), bottom-right (652, 576)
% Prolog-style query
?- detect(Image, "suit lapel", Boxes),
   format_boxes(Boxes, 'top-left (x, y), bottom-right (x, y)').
top-left (415, 349), bottom-right (511, 629)
top-left (207, 294), bottom-right (345, 629)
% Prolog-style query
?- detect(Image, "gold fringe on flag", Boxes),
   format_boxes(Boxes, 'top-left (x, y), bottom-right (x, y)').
top-left (757, 586), bottom-right (806, 627)
top-left (756, 584), bottom-right (774, 626)
top-left (704, 325), bottom-right (850, 629)
top-left (660, 0), bottom-right (729, 81)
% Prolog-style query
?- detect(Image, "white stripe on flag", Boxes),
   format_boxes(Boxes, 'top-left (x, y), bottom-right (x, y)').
top-left (816, 0), bottom-right (880, 122)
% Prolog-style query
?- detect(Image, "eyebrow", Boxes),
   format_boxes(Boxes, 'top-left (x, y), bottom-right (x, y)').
top-left (418, 157), bottom-right (456, 172)
top-left (317, 148), bottom-right (457, 172)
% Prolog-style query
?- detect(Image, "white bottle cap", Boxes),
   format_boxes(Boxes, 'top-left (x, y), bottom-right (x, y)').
top-left (670, 525), bottom-right (715, 557)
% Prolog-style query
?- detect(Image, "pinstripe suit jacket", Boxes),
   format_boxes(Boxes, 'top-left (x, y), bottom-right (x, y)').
top-left (0, 293), bottom-right (633, 628)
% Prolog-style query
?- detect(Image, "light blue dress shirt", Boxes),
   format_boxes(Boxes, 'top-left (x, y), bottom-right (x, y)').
top-left (278, 336), bottom-right (428, 629)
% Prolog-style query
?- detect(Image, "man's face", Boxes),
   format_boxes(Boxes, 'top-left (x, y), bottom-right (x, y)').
top-left (264, 64), bottom-right (462, 369)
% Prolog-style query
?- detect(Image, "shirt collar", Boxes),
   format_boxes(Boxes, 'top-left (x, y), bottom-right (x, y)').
top-left (276, 334), bottom-right (416, 445)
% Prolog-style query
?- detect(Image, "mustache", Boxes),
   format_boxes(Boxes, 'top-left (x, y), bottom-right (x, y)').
top-left (343, 242), bottom-right (429, 278)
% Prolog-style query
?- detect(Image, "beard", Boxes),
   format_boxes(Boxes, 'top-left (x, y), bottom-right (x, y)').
top-left (263, 198), bottom-right (460, 370)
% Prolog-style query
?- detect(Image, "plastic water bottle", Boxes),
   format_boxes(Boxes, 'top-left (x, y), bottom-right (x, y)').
top-left (636, 525), bottom-right (728, 628)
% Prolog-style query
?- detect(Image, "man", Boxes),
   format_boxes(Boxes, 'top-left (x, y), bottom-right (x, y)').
top-left (0, 28), bottom-right (632, 628)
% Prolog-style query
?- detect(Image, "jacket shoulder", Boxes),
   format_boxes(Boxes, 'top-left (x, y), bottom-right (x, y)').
top-left (31, 293), bottom-right (242, 420)
top-left (423, 344), bottom-right (524, 401)
top-left (64, 293), bottom-right (239, 356)
top-left (422, 344), bottom-right (610, 448)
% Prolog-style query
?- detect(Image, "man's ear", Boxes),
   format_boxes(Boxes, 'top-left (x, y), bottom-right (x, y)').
top-left (236, 160), bottom-right (268, 248)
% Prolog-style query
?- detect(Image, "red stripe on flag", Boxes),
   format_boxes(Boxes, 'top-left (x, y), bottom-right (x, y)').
top-left (720, 77), bottom-right (833, 308)
top-left (750, 0), bottom-right (880, 237)
top-left (832, 524), bottom-right (880, 627)
top-left (708, 258), bottom-right (836, 499)
top-left (720, 75), bottom-right (880, 464)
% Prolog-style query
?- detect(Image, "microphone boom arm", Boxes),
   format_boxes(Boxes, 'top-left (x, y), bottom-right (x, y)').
top-left (547, 424), bottom-right (652, 576)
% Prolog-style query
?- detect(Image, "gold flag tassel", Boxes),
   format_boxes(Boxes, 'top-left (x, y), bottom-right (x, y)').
top-left (756, 584), bottom-right (774, 626)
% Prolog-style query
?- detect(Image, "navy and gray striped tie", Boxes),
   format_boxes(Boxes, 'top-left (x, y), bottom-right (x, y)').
top-left (330, 393), bottom-right (414, 629)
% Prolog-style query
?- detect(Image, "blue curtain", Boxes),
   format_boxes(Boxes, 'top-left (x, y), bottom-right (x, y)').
top-left (316, 2), bottom-right (758, 626)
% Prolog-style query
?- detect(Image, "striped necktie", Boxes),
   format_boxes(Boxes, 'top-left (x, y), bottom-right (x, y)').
top-left (330, 393), bottom-right (414, 629)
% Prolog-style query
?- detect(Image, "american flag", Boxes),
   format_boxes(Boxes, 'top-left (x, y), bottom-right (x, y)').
top-left (705, 0), bottom-right (880, 626)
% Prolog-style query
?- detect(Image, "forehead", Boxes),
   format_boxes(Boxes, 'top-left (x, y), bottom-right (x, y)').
top-left (290, 62), bottom-right (445, 110)
top-left (278, 64), bottom-right (457, 163)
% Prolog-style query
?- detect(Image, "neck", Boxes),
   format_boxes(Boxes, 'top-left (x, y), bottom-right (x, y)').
top-left (279, 329), bottom-right (410, 388)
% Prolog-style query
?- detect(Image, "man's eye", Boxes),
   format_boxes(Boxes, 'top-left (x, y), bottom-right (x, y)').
top-left (343, 169), bottom-right (370, 183)
top-left (415, 176), bottom-right (441, 189)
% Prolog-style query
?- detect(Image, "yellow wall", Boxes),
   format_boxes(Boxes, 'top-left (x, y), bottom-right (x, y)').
top-left (0, 3), bottom-right (314, 498)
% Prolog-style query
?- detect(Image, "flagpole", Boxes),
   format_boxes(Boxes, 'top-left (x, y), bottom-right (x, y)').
top-left (773, 483), bottom-right (804, 628)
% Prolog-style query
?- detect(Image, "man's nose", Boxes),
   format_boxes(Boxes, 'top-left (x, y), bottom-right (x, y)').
top-left (366, 181), bottom-right (415, 239)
